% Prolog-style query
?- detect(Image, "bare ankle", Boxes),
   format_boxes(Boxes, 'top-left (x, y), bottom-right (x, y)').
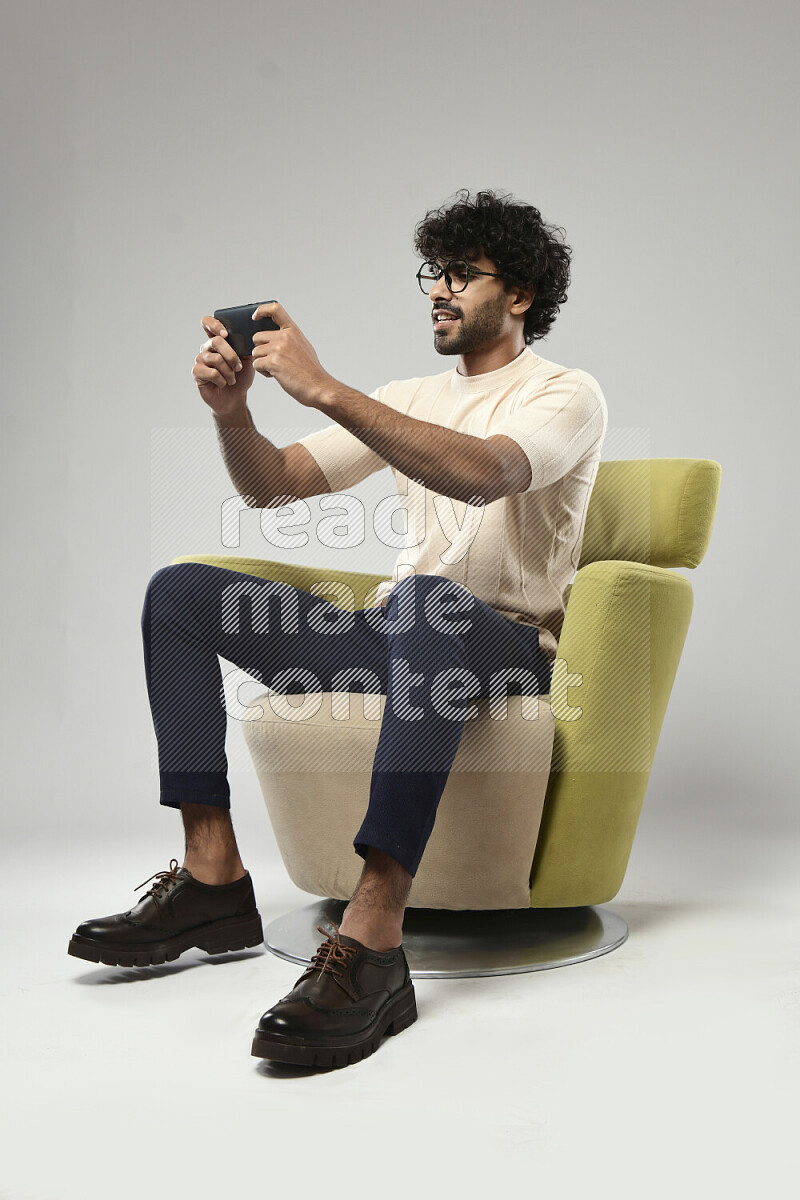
top-left (180, 802), bottom-right (245, 885)
top-left (337, 846), bottom-right (411, 950)
top-left (339, 904), bottom-right (404, 951)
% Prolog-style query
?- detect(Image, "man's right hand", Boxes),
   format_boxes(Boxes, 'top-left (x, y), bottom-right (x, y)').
top-left (193, 316), bottom-right (256, 417)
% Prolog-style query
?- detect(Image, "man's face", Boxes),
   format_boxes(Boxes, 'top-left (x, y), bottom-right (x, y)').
top-left (427, 250), bottom-right (518, 355)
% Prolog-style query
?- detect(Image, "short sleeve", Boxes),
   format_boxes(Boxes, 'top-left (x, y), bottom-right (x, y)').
top-left (295, 386), bottom-right (391, 493)
top-left (492, 378), bottom-right (608, 492)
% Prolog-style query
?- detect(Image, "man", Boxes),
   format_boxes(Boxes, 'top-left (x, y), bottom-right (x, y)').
top-left (68, 188), bottom-right (607, 1069)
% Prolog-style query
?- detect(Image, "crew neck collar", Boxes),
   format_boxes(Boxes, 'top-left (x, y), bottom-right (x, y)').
top-left (449, 345), bottom-right (539, 394)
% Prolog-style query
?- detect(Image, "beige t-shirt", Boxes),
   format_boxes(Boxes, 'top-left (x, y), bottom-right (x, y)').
top-left (296, 346), bottom-right (608, 663)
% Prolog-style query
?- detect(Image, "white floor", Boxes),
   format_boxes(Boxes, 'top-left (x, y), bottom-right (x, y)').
top-left (1, 809), bottom-right (797, 1200)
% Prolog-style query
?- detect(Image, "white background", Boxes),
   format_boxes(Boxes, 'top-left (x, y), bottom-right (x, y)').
top-left (1, 2), bottom-right (797, 1197)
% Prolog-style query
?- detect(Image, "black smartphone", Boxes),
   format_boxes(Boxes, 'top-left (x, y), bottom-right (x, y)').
top-left (213, 302), bottom-right (279, 358)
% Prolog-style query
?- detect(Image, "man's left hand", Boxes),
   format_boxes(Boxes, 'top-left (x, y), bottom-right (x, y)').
top-left (251, 301), bottom-right (334, 408)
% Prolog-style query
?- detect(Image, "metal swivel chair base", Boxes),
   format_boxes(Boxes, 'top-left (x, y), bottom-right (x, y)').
top-left (264, 898), bottom-right (629, 979)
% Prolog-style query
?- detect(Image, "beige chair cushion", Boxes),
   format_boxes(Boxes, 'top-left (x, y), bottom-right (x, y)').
top-left (242, 690), bottom-right (554, 910)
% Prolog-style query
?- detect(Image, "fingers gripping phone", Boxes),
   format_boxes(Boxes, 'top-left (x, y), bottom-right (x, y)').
top-left (213, 302), bottom-right (279, 358)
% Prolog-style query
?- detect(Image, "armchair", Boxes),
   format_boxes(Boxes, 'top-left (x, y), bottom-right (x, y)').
top-left (172, 457), bottom-right (721, 977)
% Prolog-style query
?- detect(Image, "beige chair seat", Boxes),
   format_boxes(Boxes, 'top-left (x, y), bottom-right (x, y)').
top-left (243, 689), bottom-right (554, 909)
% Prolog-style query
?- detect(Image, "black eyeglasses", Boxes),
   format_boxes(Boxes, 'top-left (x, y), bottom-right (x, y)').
top-left (416, 259), bottom-right (504, 295)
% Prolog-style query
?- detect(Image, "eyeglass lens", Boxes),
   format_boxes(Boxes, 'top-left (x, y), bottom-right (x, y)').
top-left (418, 260), bottom-right (470, 294)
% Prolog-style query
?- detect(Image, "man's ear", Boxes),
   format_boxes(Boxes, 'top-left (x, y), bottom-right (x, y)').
top-left (512, 285), bottom-right (535, 315)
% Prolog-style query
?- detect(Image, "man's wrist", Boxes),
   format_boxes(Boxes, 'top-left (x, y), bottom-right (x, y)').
top-left (212, 403), bottom-right (254, 429)
top-left (316, 378), bottom-right (358, 415)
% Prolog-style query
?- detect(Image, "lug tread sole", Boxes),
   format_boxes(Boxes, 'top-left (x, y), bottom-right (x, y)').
top-left (67, 911), bottom-right (264, 967)
top-left (250, 981), bottom-right (418, 1068)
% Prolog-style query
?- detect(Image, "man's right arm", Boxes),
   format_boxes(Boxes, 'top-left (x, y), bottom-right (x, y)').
top-left (192, 312), bottom-right (330, 506)
top-left (213, 405), bottom-right (331, 507)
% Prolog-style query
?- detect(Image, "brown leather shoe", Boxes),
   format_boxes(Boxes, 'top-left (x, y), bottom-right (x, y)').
top-left (251, 921), bottom-right (417, 1068)
top-left (67, 859), bottom-right (264, 967)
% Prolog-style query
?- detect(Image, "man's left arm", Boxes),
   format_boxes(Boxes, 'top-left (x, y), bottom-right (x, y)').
top-left (318, 380), bottom-right (531, 505)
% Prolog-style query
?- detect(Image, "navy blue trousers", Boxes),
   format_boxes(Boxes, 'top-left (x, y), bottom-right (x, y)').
top-left (141, 563), bottom-right (551, 878)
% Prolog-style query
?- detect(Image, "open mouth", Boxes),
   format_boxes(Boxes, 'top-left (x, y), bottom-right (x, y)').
top-left (433, 315), bottom-right (460, 330)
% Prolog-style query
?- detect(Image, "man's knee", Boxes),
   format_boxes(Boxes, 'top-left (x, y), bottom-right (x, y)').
top-left (142, 562), bottom-right (245, 635)
top-left (145, 561), bottom-right (207, 601)
top-left (142, 562), bottom-right (194, 626)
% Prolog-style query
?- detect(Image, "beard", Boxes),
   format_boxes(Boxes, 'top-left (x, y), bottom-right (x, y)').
top-left (433, 290), bottom-right (509, 356)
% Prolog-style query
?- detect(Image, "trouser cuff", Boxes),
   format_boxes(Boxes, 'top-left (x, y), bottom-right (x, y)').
top-left (353, 830), bottom-right (419, 879)
top-left (159, 770), bottom-right (231, 810)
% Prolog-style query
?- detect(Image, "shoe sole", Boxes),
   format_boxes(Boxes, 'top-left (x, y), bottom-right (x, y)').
top-left (250, 980), bottom-right (418, 1068)
top-left (67, 911), bottom-right (264, 967)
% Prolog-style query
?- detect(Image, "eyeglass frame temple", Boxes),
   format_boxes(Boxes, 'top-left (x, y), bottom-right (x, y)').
top-left (416, 260), bottom-right (504, 292)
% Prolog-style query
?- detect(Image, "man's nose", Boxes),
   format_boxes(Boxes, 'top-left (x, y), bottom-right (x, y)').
top-left (428, 274), bottom-right (454, 303)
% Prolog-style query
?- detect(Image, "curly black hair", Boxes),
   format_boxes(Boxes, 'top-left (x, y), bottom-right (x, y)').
top-left (413, 188), bottom-right (572, 343)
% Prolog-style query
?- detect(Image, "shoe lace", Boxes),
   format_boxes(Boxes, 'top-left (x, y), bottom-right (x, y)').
top-left (133, 858), bottom-right (183, 918)
top-left (308, 921), bottom-right (358, 981)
